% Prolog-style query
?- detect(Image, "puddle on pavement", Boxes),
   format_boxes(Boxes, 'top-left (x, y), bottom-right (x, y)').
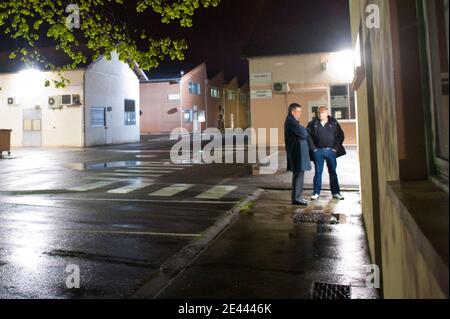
top-left (66, 161), bottom-right (142, 171)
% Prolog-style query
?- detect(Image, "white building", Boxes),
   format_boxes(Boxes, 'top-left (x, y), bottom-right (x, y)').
top-left (0, 51), bottom-right (145, 147)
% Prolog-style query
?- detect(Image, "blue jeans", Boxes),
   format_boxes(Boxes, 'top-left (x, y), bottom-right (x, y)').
top-left (313, 148), bottom-right (341, 196)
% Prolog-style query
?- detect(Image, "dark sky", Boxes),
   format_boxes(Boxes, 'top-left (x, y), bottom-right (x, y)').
top-left (141, 0), bottom-right (351, 80)
top-left (0, 0), bottom-right (351, 80)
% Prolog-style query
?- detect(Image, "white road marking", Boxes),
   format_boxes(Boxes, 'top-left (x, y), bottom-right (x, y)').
top-left (149, 184), bottom-right (194, 197)
top-left (139, 162), bottom-right (193, 167)
top-left (83, 176), bottom-right (155, 182)
top-left (125, 166), bottom-right (185, 171)
top-left (0, 225), bottom-right (201, 238)
top-left (69, 180), bottom-right (119, 192)
top-left (2, 197), bottom-right (239, 206)
top-left (196, 185), bottom-right (238, 199)
top-left (114, 169), bottom-right (174, 174)
top-left (107, 182), bottom-right (153, 194)
top-left (8, 175), bottom-right (49, 187)
top-left (96, 173), bottom-right (163, 178)
top-left (135, 155), bottom-right (157, 158)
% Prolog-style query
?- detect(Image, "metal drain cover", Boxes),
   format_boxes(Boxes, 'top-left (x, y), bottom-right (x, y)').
top-left (312, 282), bottom-right (351, 299)
top-left (294, 211), bottom-right (337, 224)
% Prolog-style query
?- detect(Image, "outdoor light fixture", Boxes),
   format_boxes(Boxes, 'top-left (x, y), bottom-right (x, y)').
top-left (18, 67), bottom-right (45, 98)
top-left (327, 50), bottom-right (355, 81)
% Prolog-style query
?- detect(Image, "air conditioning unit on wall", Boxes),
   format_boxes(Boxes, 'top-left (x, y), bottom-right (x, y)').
top-left (7, 97), bottom-right (19, 106)
top-left (48, 96), bottom-right (62, 109)
top-left (272, 82), bottom-right (290, 93)
top-left (61, 94), bottom-right (81, 106)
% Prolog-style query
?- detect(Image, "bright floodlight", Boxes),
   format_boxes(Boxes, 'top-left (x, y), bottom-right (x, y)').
top-left (18, 67), bottom-right (45, 97)
top-left (328, 50), bottom-right (355, 81)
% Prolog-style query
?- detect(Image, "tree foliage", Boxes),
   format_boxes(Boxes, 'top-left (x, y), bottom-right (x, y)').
top-left (0, 0), bottom-right (220, 87)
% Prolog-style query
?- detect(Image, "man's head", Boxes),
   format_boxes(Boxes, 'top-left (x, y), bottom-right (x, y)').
top-left (288, 103), bottom-right (302, 121)
top-left (317, 106), bottom-right (329, 121)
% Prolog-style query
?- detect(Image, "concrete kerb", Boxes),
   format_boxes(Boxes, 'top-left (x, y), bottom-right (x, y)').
top-left (130, 188), bottom-right (265, 299)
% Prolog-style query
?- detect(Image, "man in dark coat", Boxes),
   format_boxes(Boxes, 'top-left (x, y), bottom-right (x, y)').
top-left (307, 106), bottom-right (346, 201)
top-left (285, 103), bottom-right (311, 206)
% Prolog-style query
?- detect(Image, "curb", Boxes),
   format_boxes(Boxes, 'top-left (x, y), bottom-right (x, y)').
top-left (130, 188), bottom-right (265, 299)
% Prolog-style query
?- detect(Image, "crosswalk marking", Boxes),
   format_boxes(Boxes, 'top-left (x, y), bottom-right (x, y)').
top-left (196, 185), bottom-right (238, 200)
top-left (139, 162), bottom-right (193, 167)
top-left (126, 166), bottom-right (185, 171)
top-left (8, 175), bottom-right (49, 187)
top-left (107, 182), bottom-right (153, 194)
top-left (149, 184), bottom-right (194, 197)
top-left (96, 173), bottom-right (163, 178)
top-left (114, 169), bottom-right (174, 174)
top-left (69, 180), bottom-right (119, 192)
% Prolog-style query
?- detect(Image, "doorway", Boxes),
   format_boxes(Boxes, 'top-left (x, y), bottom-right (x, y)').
top-left (23, 108), bottom-right (42, 147)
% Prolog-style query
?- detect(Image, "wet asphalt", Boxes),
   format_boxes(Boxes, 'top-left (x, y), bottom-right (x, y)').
top-left (0, 135), bottom-right (257, 298)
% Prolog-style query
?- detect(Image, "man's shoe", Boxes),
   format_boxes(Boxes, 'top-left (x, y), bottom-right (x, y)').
top-left (292, 199), bottom-right (309, 206)
top-left (333, 194), bottom-right (345, 200)
top-left (311, 194), bottom-right (320, 200)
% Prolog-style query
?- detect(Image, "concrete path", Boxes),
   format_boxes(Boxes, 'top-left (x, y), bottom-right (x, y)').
top-left (156, 190), bottom-right (379, 299)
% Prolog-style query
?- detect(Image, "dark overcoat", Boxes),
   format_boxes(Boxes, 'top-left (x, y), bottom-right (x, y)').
top-left (284, 114), bottom-right (312, 173)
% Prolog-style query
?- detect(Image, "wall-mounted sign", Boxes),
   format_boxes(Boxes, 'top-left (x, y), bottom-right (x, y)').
top-left (251, 90), bottom-right (273, 100)
top-left (330, 95), bottom-right (349, 108)
top-left (168, 94), bottom-right (180, 101)
top-left (250, 72), bottom-right (272, 82)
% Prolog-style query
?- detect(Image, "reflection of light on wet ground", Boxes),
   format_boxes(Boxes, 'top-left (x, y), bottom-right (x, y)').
top-left (66, 161), bottom-right (142, 171)
top-left (1, 196), bottom-right (56, 207)
top-left (329, 224), bottom-right (367, 276)
top-left (8, 227), bottom-right (49, 272)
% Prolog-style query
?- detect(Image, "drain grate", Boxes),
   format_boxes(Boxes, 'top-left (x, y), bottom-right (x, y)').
top-left (294, 211), bottom-right (337, 224)
top-left (312, 282), bottom-right (351, 299)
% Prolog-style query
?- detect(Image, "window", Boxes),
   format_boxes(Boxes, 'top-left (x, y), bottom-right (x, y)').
top-left (227, 90), bottom-right (236, 101)
top-left (124, 99), bottom-right (136, 126)
top-left (308, 101), bottom-right (328, 121)
top-left (91, 107), bottom-right (105, 127)
top-left (183, 109), bottom-right (192, 123)
top-left (198, 110), bottom-right (206, 123)
top-left (329, 84), bottom-right (356, 120)
top-left (421, 0), bottom-right (449, 182)
top-left (239, 93), bottom-right (248, 105)
top-left (189, 82), bottom-right (201, 95)
top-left (210, 87), bottom-right (221, 98)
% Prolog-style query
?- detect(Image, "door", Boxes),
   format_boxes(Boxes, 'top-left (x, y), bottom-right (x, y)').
top-left (105, 106), bottom-right (113, 144)
top-left (23, 109), bottom-right (42, 147)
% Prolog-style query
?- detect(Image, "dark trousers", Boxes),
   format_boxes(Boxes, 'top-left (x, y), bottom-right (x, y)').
top-left (292, 171), bottom-right (305, 202)
top-left (313, 148), bottom-right (341, 195)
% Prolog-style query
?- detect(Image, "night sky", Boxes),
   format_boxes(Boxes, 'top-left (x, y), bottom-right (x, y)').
top-left (136, 0), bottom-right (351, 80)
top-left (0, 0), bottom-right (351, 80)
top-left (140, 0), bottom-right (351, 80)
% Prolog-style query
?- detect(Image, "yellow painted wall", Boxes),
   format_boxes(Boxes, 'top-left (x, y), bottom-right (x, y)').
top-left (248, 51), bottom-right (358, 147)
top-left (349, 0), bottom-right (448, 298)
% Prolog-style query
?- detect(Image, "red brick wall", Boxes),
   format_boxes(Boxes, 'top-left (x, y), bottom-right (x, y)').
top-left (206, 72), bottom-right (225, 129)
top-left (224, 77), bottom-right (239, 128)
top-left (140, 63), bottom-right (207, 133)
top-left (180, 63), bottom-right (207, 132)
top-left (140, 82), bottom-right (181, 133)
